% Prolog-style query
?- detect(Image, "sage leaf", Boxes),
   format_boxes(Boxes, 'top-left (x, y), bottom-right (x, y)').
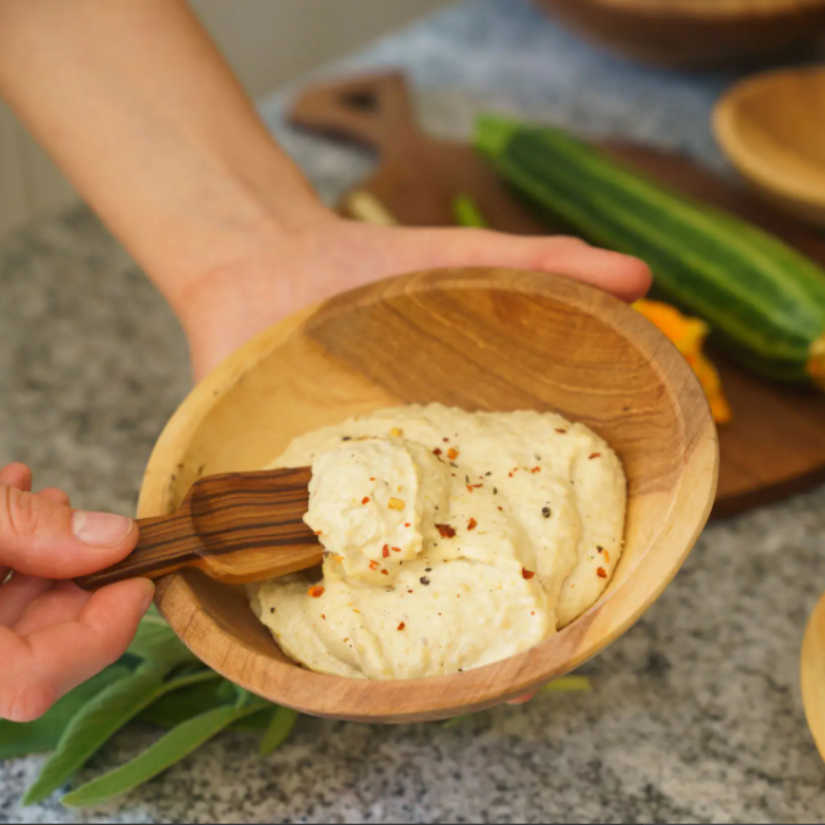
top-left (442, 715), bottom-right (471, 729)
top-left (23, 665), bottom-right (219, 804)
top-left (230, 707), bottom-right (274, 732)
top-left (127, 615), bottom-right (195, 669)
top-left (138, 679), bottom-right (235, 729)
top-left (259, 707), bottom-right (298, 756)
top-left (62, 700), bottom-right (269, 808)
top-left (0, 666), bottom-right (129, 761)
top-left (541, 676), bottom-right (592, 693)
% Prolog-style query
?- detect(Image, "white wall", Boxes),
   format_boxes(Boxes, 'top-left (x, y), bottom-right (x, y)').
top-left (0, 0), bottom-right (448, 240)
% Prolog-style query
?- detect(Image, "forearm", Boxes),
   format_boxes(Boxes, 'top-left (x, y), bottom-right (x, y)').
top-left (0, 0), bottom-right (321, 313)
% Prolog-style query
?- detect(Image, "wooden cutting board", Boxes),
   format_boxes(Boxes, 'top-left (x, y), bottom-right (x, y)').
top-left (289, 70), bottom-right (825, 518)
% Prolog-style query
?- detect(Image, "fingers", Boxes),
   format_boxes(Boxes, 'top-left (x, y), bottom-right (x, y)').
top-left (38, 487), bottom-right (71, 506)
top-left (0, 464), bottom-right (34, 582)
top-left (0, 578), bottom-right (154, 722)
top-left (0, 463), bottom-right (33, 491)
top-left (11, 580), bottom-right (92, 637)
top-left (407, 228), bottom-right (652, 303)
top-left (0, 486), bottom-right (138, 578)
top-left (0, 575), bottom-right (53, 627)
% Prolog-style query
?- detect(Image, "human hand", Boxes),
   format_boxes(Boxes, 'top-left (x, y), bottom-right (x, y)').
top-left (177, 214), bottom-right (649, 708)
top-left (0, 463), bottom-right (153, 722)
top-left (178, 212), bottom-right (652, 381)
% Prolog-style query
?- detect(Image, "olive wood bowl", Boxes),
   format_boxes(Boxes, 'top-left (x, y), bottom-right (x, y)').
top-left (139, 268), bottom-right (718, 723)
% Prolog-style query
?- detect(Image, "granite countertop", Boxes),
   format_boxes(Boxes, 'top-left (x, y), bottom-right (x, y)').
top-left (3, 1), bottom-right (825, 822)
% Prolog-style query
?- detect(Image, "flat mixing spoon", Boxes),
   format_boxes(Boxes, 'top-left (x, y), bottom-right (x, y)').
top-left (75, 468), bottom-right (321, 590)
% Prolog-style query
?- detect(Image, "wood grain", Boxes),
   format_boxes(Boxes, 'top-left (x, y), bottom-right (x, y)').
top-left (289, 70), bottom-right (825, 519)
top-left (802, 591), bottom-right (825, 763)
top-left (715, 67), bottom-right (825, 230)
top-left (140, 266), bottom-right (718, 722)
top-left (532, 0), bottom-right (825, 69)
top-left (76, 468), bottom-right (320, 590)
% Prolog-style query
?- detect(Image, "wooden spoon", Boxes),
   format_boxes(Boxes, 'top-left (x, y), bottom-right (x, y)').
top-left (714, 66), bottom-right (825, 228)
top-left (802, 589), bottom-right (825, 762)
top-left (75, 467), bottom-right (320, 590)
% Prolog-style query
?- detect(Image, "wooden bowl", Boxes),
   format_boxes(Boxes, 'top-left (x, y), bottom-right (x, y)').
top-left (533, 0), bottom-right (825, 69)
top-left (139, 268), bottom-right (719, 723)
top-left (714, 67), bottom-right (825, 229)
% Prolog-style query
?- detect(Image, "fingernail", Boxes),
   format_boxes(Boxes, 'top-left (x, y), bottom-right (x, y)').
top-left (72, 511), bottom-right (134, 547)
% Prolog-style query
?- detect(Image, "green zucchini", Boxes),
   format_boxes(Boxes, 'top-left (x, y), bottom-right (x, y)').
top-left (475, 114), bottom-right (825, 389)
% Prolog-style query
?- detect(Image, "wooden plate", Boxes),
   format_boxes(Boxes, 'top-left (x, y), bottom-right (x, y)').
top-left (289, 70), bottom-right (825, 518)
top-left (140, 268), bottom-right (717, 722)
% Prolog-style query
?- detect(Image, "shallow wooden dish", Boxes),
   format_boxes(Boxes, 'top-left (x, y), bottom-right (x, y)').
top-left (139, 268), bottom-right (719, 723)
top-left (714, 67), bottom-right (825, 229)
top-left (534, 0), bottom-right (825, 69)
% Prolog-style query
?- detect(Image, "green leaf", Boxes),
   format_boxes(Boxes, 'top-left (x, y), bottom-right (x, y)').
top-left (230, 707), bottom-right (275, 731)
top-left (138, 679), bottom-right (235, 729)
top-left (61, 700), bottom-right (269, 808)
top-left (542, 676), bottom-right (592, 693)
top-left (127, 615), bottom-right (195, 669)
top-left (442, 715), bottom-right (472, 729)
top-left (259, 707), bottom-right (298, 756)
top-left (0, 667), bottom-right (129, 761)
top-left (23, 665), bottom-right (219, 805)
top-left (452, 194), bottom-right (489, 228)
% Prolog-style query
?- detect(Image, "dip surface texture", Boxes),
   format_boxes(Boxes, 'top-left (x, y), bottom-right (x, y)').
top-left (250, 404), bottom-right (626, 680)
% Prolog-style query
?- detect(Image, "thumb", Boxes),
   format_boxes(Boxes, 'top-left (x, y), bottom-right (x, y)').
top-left (0, 486), bottom-right (138, 579)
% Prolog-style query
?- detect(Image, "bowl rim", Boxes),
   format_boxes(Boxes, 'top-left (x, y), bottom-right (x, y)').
top-left (714, 67), bottom-right (825, 214)
top-left (140, 268), bottom-right (719, 723)
top-left (551, 0), bottom-right (825, 15)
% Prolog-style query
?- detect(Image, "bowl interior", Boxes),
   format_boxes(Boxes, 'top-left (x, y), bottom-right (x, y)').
top-left (141, 268), bottom-right (717, 722)
top-left (714, 69), bottom-right (825, 224)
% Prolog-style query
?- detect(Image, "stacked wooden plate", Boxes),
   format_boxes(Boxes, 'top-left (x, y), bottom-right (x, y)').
top-left (533, 0), bottom-right (825, 68)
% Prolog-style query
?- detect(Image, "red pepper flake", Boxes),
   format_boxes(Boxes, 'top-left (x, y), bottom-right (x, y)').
top-left (361, 496), bottom-right (370, 505)
top-left (392, 546), bottom-right (402, 553)
top-left (404, 522), bottom-right (411, 528)
top-left (314, 530), bottom-right (323, 536)
top-left (522, 568), bottom-right (536, 580)
top-left (466, 483), bottom-right (482, 493)
top-left (531, 467), bottom-right (541, 474)
top-left (467, 517), bottom-right (478, 531)
top-left (443, 437), bottom-right (450, 443)
top-left (397, 622), bottom-right (406, 631)
top-left (436, 523), bottom-right (456, 538)
top-left (321, 614), bottom-right (326, 620)
top-left (498, 506), bottom-right (503, 511)
top-left (447, 447), bottom-right (459, 460)
top-left (589, 453), bottom-right (602, 460)
top-left (604, 550), bottom-right (611, 563)
top-left (556, 428), bottom-right (567, 434)
top-left (381, 569), bottom-right (389, 576)
top-left (433, 447), bottom-right (442, 456)
top-left (597, 567), bottom-right (608, 579)
top-left (308, 586), bottom-right (325, 598)
top-left (382, 544), bottom-right (390, 559)
top-left (369, 560), bottom-right (380, 571)
top-left (370, 477), bottom-right (375, 481)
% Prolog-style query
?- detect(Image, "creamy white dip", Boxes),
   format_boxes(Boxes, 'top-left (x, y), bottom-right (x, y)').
top-left (249, 404), bottom-right (626, 680)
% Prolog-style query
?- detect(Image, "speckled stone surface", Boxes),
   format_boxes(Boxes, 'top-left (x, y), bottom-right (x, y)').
top-left (3, 1), bottom-right (825, 822)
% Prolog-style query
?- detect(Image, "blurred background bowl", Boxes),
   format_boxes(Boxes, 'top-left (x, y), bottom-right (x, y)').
top-left (533, 0), bottom-right (825, 69)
